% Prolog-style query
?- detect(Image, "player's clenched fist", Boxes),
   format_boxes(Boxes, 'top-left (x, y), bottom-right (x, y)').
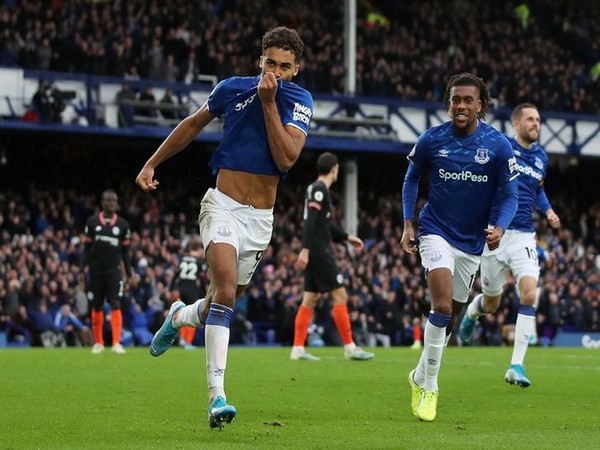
top-left (258, 72), bottom-right (278, 103)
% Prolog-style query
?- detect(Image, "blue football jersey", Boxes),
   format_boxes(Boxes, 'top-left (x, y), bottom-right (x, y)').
top-left (403, 121), bottom-right (518, 254)
top-left (207, 75), bottom-right (313, 176)
top-left (489, 137), bottom-right (549, 232)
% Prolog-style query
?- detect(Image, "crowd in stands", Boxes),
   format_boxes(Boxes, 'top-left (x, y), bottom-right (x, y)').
top-left (1, 0), bottom-right (600, 115)
top-left (1, 149), bottom-right (599, 348)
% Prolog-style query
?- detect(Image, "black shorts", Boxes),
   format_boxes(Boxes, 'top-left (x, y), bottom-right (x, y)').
top-left (88, 271), bottom-right (123, 306)
top-left (178, 284), bottom-right (201, 305)
top-left (304, 251), bottom-right (343, 293)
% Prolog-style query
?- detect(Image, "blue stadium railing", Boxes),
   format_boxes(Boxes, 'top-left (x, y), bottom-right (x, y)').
top-left (1, 68), bottom-right (600, 156)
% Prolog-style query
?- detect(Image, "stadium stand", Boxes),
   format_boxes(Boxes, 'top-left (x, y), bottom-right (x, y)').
top-left (1, 0), bottom-right (599, 114)
top-left (0, 0), bottom-right (599, 347)
top-left (0, 143), bottom-right (598, 347)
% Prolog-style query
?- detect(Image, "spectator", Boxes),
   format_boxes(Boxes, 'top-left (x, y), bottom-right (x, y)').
top-left (36, 37), bottom-right (52, 70)
top-left (3, 279), bottom-right (21, 319)
top-left (7, 305), bottom-right (33, 345)
top-left (158, 89), bottom-right (179, 120)
top-left (30, 301), bottom-right (64, 347)
top-left (115, 83), bottom-right (136, 127)
top-left (128, 302), bottom-right (154, 346)
top-left (54, 304), bottom-right (93, 346)
top-left (182, 50), bottom-right (200, 84)
top-left (163, 54), bottom-right (180, 83)
top-left (135, 85), bottom-right (157, 118)
top-left (147, 38), bottom-right (165, 80)
top-left (538, 291), bottom-right (563, 346)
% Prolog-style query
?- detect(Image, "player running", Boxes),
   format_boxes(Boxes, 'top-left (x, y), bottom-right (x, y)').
top-left (136, 27), bottom-right (313, 429)
top-left (402, 73), bottom-right (519, 421)
top-left (459, 103), bottom-right (560, 387)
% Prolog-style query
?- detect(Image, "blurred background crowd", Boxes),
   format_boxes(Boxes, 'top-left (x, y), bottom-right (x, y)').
top-left (1, 0), bottom-right (599, 114)
top-left (1, 144), bottom-right (599, 348)
top-left (1, 0), bottom-right (599, 348)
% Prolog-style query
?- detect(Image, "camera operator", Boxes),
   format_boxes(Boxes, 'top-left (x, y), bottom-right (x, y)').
top-left (49, 86), bottom-right (66, 123)
top-left (32, 80), bottom-right (65, 124)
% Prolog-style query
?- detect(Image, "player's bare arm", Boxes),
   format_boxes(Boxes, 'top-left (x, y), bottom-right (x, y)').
top-left (347, 235), bottom-right (364, 251)
top-left (136, 103), bottom-right (215, 192)
top-left (258, 72), bottom-right (306, 171)
top-left (484, 225), bottom-right (504, 251)
top-left (401, 220), bottom-right (418, 253)
top-left (294, 248), bottom-right (310, 271)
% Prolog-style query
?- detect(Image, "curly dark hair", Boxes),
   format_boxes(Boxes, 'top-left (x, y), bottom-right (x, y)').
top-left (262, 26), bottom-right (304, 61)
top-left (443, 72), bottom-right (492, 121)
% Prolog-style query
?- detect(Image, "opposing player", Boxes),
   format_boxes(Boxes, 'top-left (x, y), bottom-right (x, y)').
top-left (291, 152), bottom-right (374, 361)
top-left (459, 103), bottom-right (560, 387)
top-left (401, 73), bottom-right (519, 422)
top-left (82, 189), bottom-right (132, 354)
top-left (172, 237), bottom-right (205, 349)
top-left (135, 26), bottom-right (313, 429)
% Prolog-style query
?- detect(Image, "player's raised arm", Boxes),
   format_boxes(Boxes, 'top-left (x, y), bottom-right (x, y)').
top-left (259, 74), bottom-right (308, 171)
top-left (135, 103), bottom-right (215, 191)
top-left (257, 28), bottom-right (312, 172)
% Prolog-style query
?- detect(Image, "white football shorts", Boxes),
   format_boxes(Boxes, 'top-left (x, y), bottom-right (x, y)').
top-left (198, 188), bottom-right (273, 286)
top-left (480, 229), bottom-right (539, 297)
top-left (419, 234), bottom-right (481, 303)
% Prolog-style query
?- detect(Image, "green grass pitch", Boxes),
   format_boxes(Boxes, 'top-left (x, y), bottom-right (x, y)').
top-left (1, 346), bottom-right (599, 449)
